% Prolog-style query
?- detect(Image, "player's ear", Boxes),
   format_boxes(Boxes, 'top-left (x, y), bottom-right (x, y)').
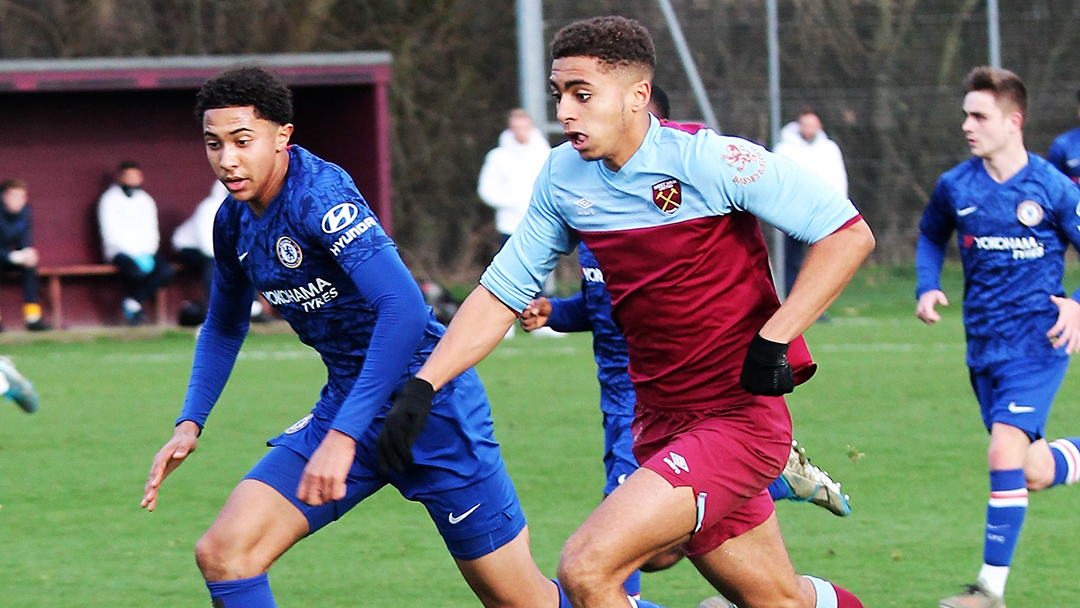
top-left (276, 123), bottom-right (294, 152)
top-left (630, 78), bottom-right (651, 114)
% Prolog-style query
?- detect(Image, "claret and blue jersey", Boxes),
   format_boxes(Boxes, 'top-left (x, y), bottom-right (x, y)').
top-left (483, 115), bottom-right (857, 411)
top-left (918, 153), bottom-right (1080, 368)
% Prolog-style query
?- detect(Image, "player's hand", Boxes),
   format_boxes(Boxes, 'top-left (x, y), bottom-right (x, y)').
top-left (739, 333), bottom-right (795, 396)
top-left (916, 290), bottom-right (948, 324)
top-left (141, 421), bottom-right (200, 512)
top-left (376, 377), bottom-right (436, 474)
top-left (520, 297), bottom-right (552, 331)
top-left (1047, 295), bottom-right (1080, 354)
top-left (296, 430), bottom-right (356, 506)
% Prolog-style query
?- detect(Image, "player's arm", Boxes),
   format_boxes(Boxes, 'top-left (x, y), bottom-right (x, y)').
top-left (298, 246), bottom-right (429, 506)
top-left (377, 160), bottom-right (576, 472)
top-left (1046, 182), bottom-right (1080, 353)
top-left (915, 179), bottom-right (956, 325)
top-left (711, 137), bottom-right (874, 394)
top-left (142, 264), bottom-right (253, 511)
top-left (524, 291), bottom-right (591, 333)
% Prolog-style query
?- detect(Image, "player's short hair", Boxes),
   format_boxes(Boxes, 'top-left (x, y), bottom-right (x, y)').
top-left (550, 16), bottom-right (655, 75)
top-left (0, 178), bottom-right (27, 193)
top-left (118, 160), bottom-right (140, 172)
top-left (798, 106), bottom-right (818, 119)
top-left (195, 66), bottom-right (294, 125)
top-left (965, 66), bottom-right (1027, 118)
top-left (649, 84), bottom-right (671, 120)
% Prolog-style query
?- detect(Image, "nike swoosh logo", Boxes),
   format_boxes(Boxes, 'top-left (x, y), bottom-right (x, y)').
top-left (448, 503), bottom-right (481, 524)
top-left (238, 251), bottom-right (249, 262)
top-left (1007, 402), bottom-right (1035, 414)
top-left (958, 206), bottom-right (978, 216)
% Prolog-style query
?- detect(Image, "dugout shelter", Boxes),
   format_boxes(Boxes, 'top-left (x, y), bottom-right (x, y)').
top-left (0, 52), bottom-right (391, 328)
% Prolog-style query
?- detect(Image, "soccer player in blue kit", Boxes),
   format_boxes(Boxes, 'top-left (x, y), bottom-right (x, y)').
top-left (1047, 88), bottom-right (1080, 184)
top-left (916, 67), bottom-right (1080, 608)
top-left (140, 67), bottom-right (597, 608)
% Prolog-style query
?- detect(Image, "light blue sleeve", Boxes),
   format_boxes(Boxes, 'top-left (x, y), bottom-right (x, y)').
top-left (480, 160), bottom-right (579, 312)
top-left (698, 133), bottom-right (859, 243)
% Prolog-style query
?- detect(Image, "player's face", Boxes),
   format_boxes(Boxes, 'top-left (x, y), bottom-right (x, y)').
top-left (551, 56), bottom-right (651, 170)
top-left (962, 90), bottom-right (1020, 159)
top-left (203, 106), bottom-right (293, 207)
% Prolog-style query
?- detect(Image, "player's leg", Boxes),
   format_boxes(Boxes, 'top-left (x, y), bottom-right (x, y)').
top-left (602, 411), bottom-right (646, 596)
top-left (558, 466), bottom-right (697, 607)
top-left (196, 441), bottom-right (384, 607)
top-left (455, 525), bottom-right (563, 608)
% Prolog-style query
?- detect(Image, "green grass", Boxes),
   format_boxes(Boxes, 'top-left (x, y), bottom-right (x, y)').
top-left (2, 265), bottom-right (1079, 607)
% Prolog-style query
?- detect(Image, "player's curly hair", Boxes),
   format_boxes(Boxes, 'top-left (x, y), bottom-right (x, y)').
top-left (195, 66), bottom-right (293, 125)
top-left (550, 16), bottom-right (655, 74)
top-left (965, 66), bottom-right (1027, 118)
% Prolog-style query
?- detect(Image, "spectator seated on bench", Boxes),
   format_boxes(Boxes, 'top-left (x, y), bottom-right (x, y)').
top-left (0, 179), bottom-right (48, 331)
top-left (97, 161), bottom-right (173, 325)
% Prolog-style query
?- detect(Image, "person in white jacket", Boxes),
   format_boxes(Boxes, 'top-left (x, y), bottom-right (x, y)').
top-left (477, 110), bottom-right (561, 338)
top-left (98, 161), bottom-right (174, 324)
top-left (477, 109), bottom-right (551, 246)
top-left (774, 109), bottom-right (849, 296)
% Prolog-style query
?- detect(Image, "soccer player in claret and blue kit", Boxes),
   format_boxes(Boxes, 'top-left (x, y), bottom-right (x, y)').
top-left (376, 16), bottom-right (875, 608)
top-left (140, 66), bottom-right (611, 608)
top-left (917, 66), bottom-right (1080, 608)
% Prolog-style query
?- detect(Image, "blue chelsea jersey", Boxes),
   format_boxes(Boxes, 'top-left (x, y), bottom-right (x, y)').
top-left (919, 153), bottom-right (1080, 367)
top-left (551, 243), bottom-right (635, 417)
top-left (212, 146), bottom-right (444, 420)
top-left (1048, 126), bottom-right (1080, 183)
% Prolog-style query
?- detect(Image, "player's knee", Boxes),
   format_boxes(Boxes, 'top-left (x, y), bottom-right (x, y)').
top-left (557, 536), bottom-right (608, 600)
top-left (194, 530), bottom-right (251, 581)
top-left (1025, 461), bottom-right (1055, 491)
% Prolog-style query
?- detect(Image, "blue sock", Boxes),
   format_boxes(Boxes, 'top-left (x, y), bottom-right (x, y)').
top-left (767, 477), bottom-right (792, 501)
top-left (1049, 438), bottom-right (1080, 487)
top-left (553, 579), bottom-right (571, 608)
top-left (623, 569), bottom-right (642, 597)
top-left (983, 468), bottom-right (1027, 568)
top-left (206, 573), bottom-right (277, 608)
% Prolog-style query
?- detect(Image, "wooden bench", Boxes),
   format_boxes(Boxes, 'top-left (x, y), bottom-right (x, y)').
top-left (37, 264), bottom-right (168, 327)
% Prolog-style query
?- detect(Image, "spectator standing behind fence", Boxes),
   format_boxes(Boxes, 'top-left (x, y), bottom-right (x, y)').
top-left (0, 179), bottom-right (48, 331)
top-left (774, 108), bottom-right (849, 297)
top-left (477, 109), bottom-right (561, 338)
top-left (98, 161), bottom-right (174, 325)
top-left (173, 180), bottom-right (266, 325)
top-left (1046, 88), bottom-right (1080, 184)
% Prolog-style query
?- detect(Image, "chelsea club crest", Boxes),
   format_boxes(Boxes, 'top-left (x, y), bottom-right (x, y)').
top-left (276, 235), bottom-right (303, 268)
top-left (1016, 200), bottom-right (1043, 227)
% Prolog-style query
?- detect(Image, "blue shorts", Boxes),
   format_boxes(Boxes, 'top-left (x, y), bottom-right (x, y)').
top-left (969, 356), bottom-right (1069, 440)
top-left (245, 369), bottom-right (526, 561)
top-left (602, 412), bottom-right (639, 496)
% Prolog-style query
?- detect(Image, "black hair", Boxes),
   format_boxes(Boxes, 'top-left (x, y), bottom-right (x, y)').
top-left (195, 66), bottom-right (294, 125)
top-left (118, 160), bottom-right (141, 172)
top-left (551, 16), bottom-right (655, 74)
top-left (650, 84), bottom-right (670, 120)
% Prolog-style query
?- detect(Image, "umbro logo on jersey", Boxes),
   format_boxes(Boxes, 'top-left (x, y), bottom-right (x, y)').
top-left (663, 451), bottom-right (690, 475)
top-left (652, 179), bottom-right (682, 215)
top-left (1007, 402), bottom-right (1036, 414)
top-left (574, 198), bottom-right (595, 216)
top-left (957, 206), bottom-right (978, 216)
top-left (322, 202), bottom-right (360, 234)
top-left (448, 503), bottom-right (481, 524)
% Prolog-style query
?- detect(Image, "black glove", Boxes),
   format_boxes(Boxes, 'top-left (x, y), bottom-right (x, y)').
top-left (739, 333), bottom-right (795, 396)
top-left (376, 377), bottom-right (436, 474)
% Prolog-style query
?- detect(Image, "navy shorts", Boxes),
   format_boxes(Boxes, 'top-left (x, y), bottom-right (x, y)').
top-left (602, 412), bottom-right (639, 496)
top-left (245, 369), bottom-right (527, 561)
top-left (969, 356), bottom-right (1069, 440)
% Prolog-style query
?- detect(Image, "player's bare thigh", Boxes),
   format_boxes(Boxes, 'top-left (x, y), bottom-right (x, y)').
top-left (690, 512), bottom-right (815, 608)
top-left (454, 525), bottom-right (559, 608)
top-left (558, 467), bottom-right (697, 604)
top-left (194, 479), bottom-right (310, 582)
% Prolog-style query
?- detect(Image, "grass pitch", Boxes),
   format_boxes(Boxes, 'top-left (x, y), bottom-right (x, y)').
top-left (1, 265), bottom-right (1078, 607)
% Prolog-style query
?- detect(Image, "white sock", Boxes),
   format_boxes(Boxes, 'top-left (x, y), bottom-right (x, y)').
top-left (978, 564), bottom-right (1009, 597)
top-left (805, 576), bottom-right (838, 608)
